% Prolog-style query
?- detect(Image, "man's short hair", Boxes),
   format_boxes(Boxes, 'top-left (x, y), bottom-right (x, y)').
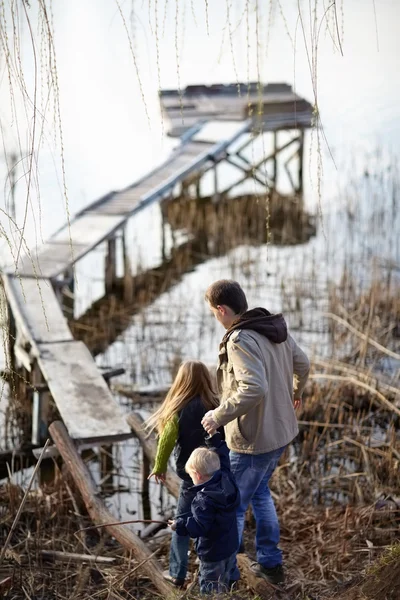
top-left (185, 447), bottom-right (220, 476)
top-left (205, 280), bottom-right (248, 315)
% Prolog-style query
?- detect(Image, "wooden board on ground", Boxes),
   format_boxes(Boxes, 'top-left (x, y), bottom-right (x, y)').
top-left (2, 275), bottom-right (72, 350)
top-left (38, 340), bottom-right (132, 442)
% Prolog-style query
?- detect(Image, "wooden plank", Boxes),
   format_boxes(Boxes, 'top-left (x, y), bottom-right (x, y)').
top-left (10, 121), bottom-right (250, 275)
top-left (50, 214), bottom-right (125, 245)
top-left (2, 274), bottom-right (72, 346)
top-left (12, 242), bottom-right (86, 278)
top-left (37, 341), bottom-right (131, 441)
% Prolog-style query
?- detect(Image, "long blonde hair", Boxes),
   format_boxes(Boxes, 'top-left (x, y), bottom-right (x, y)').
top-left (145, 360), bottom-right (219, 435)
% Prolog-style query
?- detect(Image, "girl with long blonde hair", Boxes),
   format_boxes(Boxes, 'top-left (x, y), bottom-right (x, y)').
top-left (145, 360), bottom-right (221, 588)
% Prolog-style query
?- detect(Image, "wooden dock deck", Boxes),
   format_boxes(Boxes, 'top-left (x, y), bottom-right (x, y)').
top-left (1, 82), bottom-right (314, 447)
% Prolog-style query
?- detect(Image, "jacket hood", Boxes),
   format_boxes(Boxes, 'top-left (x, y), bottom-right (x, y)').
top-left (191, 470), bottom-right (240, 510)
top-left (223, 307), bottom-right (288, 344)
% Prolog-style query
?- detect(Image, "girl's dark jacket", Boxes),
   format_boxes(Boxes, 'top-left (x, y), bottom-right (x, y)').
top-left (175, 433), bottom-right (240, 562)
top-left (175, 395), bottom-right (224, 482)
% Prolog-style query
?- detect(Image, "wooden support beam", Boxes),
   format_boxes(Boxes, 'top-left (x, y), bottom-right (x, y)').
top-left (48, 421), bottom-right (175, 598)
top-left (297, 129), bottom-right (305, 200)
top-left (105, 237), bottom-right (117, 294)
top-left (127, 412), bottom-right (275, 598)
top-left (272, 131), bottom-right (278, 186)
top-left (142, 454), bottom-right (151, 521)
top-left (121, 228), bottom-right (133, 304)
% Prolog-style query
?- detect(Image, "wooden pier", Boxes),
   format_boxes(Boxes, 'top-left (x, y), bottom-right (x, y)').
top-left (1, 82), bottom-right (313, 452)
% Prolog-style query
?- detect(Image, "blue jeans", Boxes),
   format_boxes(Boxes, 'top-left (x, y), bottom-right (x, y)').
top-left (229, 446), bottom-right (286, 580)
top-left (169, 480), bottom-right (196, 580)
top-left (199, 553), bottom-right (236, 594)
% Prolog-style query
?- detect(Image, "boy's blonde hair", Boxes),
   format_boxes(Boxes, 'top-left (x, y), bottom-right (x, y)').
top-left (185, 447), bottom-right (220, 477)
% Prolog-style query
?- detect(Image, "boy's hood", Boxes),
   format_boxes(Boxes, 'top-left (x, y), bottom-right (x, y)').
top-left (192, 470), bottom-right (240, 510)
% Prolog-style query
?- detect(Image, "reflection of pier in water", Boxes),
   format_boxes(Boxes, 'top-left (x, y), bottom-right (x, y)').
top-left (70, 192), bottom-right (316, 356)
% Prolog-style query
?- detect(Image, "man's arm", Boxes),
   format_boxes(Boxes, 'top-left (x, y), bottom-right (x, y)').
top-left (289, 334), bottom-right (310, 398)
top-left (212, 334), bottom-right (267, 428)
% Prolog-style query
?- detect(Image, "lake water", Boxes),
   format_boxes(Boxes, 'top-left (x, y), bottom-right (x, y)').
top-left (0, 0), bottom-right (399, 526)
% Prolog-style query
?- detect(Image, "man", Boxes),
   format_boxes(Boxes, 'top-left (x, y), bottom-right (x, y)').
top-left (202, 280), bottom-right (310, 586)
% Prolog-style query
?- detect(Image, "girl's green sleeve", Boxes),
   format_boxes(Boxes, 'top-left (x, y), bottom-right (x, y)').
top-left (153, 414), bottom-right (179, 474)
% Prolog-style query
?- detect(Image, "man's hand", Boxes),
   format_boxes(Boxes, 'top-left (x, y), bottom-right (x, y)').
top-left (168, 519), bottom-right (177, 531)
top-left (148, 472), bottom-right (166, 484)
top-left (202, 410), bottom-right (218, 436)
top-left (293, 397), bottom-right (302, 410)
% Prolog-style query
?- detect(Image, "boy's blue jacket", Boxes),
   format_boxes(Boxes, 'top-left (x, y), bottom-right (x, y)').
top-left (175, 432), bottom-right (240, 562)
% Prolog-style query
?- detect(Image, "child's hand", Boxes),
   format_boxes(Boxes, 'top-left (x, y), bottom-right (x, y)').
top-left (148, 472), bottom-right (166, 484)
top-left (293, 397), bottom-right (302, 410)
top-left (168, 519), bottom-right (177, 531)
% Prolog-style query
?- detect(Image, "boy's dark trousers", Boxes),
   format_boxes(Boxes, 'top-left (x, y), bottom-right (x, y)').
top-left (198, 552), bottom-right (236, 594)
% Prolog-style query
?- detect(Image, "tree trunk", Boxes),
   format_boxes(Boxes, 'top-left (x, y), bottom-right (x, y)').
top-left (48, 421), bottom-right (175, 598)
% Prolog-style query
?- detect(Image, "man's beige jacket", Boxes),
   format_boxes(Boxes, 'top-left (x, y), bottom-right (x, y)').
top-left (213, 329), bottom-right (310, 454)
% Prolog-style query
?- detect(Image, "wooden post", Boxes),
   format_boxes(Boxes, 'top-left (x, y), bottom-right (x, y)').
top-left (142, 453), bottom-right (151, 521)
top-left (272, 130), bottom-right (278, 188)
top-left (48, 421), bottom-right (176, 598)
top-left (160, 204), bottom-right (167, 262)
top-left (121, 229), bottom-right (133, 304)
top-left (195, 176), bottom-right (201, 200)
top-left (62, 267), bottom-right (75, 320)
top-left (100, 445), bottom-right (114, 494)
top-left (212, 164), bottom-right (219, 205)
top-left (105, 237), bottom-right (117, 294)
top-left (297, 129), bottom-right (304, 205)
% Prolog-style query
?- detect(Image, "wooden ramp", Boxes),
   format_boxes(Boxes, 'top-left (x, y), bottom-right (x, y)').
top-left (13, 121), bottom-right (251, 279)
top-left (2, 273), bottom-right (131, 443)
top-left (2, 119), bottom-right (254, 444)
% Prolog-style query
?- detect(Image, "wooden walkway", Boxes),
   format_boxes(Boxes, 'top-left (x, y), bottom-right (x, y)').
top-left (13, 121), bottom-right (250, 279)
top-left (1, 119), bottom-right (254, 444)
top-left (2, 79), bottom-right (314, 445)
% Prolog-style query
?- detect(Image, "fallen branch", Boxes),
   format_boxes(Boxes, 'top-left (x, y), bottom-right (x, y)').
top-left (48, 421), bottom-right (175, 598)
top-left (40, 550), bottom-right (117, 564)
top-left (76, 519), bottom-right (168, 533)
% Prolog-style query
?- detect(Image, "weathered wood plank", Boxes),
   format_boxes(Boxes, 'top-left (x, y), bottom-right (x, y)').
top-left (2, 274), bottom-right (72, 348)
top-left (38, 341), bottom-right (131, 441)
top-left (50, 214), bottom-right (125, 245)
top-left (49, 421), bottom-right (176, 597)
top-left (12, 242), bottom-right (86, 279)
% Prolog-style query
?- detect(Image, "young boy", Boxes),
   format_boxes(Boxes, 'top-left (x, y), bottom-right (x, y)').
top-left (169, 433), bottom-right (240, 595)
